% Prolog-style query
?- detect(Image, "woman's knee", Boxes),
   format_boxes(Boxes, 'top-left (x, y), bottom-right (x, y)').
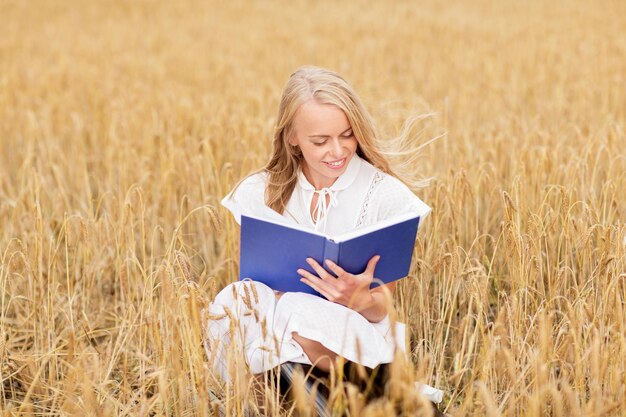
top-left (292, 332), bottom-right (338, 372)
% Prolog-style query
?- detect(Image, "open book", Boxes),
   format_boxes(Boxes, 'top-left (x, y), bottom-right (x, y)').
top-left (239, 212), bottom-right (422, 296)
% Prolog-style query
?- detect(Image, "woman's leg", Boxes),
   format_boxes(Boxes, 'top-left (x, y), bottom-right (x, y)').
top-left (291, 332), bottom-right (338, 372)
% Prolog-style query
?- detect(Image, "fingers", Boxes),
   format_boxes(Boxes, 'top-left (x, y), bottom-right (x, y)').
top-left (296, 267), bottom-right (321, 282)
top-left (298, 268), bottom-right (340, 300)
top-left (324, 259), bottom-right (346, 276)
top-left (304, 256), bottom-right (379, 280)
top-left (300, 277), bottom-right (339, 301)
top-left (365, 255), bottom-right (381, 275)
top-left (305, 257), bottom-right (334, 280)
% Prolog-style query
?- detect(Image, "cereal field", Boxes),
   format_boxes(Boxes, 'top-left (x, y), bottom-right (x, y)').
top-left (1, 0), bottom-right (625, 415)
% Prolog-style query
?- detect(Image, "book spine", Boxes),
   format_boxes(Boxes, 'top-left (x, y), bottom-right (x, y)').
top-left (322, 239), bottom-right (340, 275)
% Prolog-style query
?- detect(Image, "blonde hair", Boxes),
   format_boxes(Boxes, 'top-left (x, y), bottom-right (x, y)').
top-left (234, 65), bottom-right (428, 215)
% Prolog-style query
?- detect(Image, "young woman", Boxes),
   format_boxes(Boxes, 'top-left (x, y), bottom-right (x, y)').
top-left (204, 66), bottom-right (441, 407)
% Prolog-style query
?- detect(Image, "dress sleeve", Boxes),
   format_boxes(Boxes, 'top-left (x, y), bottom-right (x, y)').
top-left (372, 175), bottom-right (432, 224)
top-left (220, 172), bottom-right (268, 225)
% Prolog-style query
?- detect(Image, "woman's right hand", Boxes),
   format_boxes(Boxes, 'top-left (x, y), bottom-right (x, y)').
top-left (297, 255), bottom-right (394, 322)
top-left (297, 255), bottom-right (380, 310)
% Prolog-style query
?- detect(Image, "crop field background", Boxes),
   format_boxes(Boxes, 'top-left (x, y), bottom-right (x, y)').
top-left (1, 0), bottom-right (625, 415)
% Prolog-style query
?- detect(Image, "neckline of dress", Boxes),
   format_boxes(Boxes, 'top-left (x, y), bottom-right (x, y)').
top-left (296, 155), bottom-right (362, 231)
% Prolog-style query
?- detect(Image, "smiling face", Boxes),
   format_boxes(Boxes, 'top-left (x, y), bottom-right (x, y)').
top-left (289, 99), bottom-right (358, 190)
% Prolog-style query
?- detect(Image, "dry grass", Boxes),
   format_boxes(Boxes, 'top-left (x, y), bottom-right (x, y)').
top-left (1, 0), bottom-right (625, 415)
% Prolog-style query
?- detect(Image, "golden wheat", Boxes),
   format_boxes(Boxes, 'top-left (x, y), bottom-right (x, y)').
top-left (1, 0), bottom-right (625, 415)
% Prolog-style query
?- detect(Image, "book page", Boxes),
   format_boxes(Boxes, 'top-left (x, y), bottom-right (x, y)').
top-left (241, 213), bottom-right (328, 238)
top-left (331, 212), bottom-right (420, 243)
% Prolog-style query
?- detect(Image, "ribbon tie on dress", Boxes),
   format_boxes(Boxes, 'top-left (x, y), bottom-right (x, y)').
top-left (312, 188), bottom-right (338, 233)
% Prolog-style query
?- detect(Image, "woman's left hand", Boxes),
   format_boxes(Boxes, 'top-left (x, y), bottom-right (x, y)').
top-left (297, 255), bottom-right (380, 311)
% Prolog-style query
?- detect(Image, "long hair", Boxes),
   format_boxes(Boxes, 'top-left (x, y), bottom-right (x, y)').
top-left (232, 66), bottom-right (429, 215)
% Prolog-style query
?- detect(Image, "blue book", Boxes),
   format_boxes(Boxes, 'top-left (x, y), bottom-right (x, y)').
top-left (239, 212), bottom-right (422, 296)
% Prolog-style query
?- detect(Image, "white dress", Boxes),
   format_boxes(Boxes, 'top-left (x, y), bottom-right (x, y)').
top-left (204, 154), bottom-right (432, 383)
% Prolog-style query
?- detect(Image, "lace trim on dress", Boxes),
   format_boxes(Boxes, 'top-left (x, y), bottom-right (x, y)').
top-left (356, 171), bottom-right (385, 228)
